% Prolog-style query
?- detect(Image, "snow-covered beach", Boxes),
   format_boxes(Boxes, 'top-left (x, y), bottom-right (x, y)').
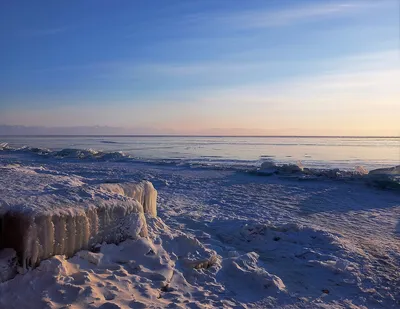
top-left (0, 138), bottom-right (399, 309)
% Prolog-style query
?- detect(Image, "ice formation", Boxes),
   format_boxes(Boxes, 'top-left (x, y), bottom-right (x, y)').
top-left (259, 160), bottom-right (304, 175)
top-left (369, 165), bottom-right (400, 175)
top-left (99, 181), bottom-right (157, 217)
top-left (0, 165), bottom-right (157, 275)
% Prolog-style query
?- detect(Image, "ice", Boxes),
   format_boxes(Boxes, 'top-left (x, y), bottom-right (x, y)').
top-left (2, 143), bottom-right (399, 190)
top-left (258, 161), bottom-right (306, 175)
top-left (369, 165), bottom-right (400, 175)
top-left (366, 165), bottom-right (400, 189)
top-left (256, 161), bottom-right (400, 190)
top-left (99, 181), bottom-right (158, 217)
top-left (0, 164), bottom-right (157, 272)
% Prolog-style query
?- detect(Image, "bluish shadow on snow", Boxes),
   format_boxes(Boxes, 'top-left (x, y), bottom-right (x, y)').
top-left (296, 182), bottom-right (399, 216)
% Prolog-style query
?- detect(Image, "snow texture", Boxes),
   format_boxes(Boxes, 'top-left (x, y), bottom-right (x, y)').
top-left (0, 152), bottom-right (399, 308)
top-left (0, 249), bottom-right (17, 282)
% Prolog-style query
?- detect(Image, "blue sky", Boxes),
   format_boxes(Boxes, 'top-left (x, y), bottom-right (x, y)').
top-left (0, 0), bottom-right (399, 135)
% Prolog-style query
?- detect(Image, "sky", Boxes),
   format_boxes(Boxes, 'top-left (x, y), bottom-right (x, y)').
top-left (0, 0), bottom-right (399, 136)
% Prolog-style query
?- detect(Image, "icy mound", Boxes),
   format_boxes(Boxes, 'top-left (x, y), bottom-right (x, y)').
top-left (369, 165), bottom-right (400, 175)
top-left (256, 161), bottom-right (400, 190)
top-left (0, 217), bottom-right (243, 309)
top-left (0, 164), bottom-right (157, 276)
top-left (53, 148), bottom-right (127, 161)
top-left (365, 165), bottom-right (400, 189)
top-left (258, 160), bottom-right (303, 175)
top-left (0, 143), bottom-right (127, 161)
top-left (0, 145), bottom-right (128, 161)
top-left (99, 181), bottom-right (157, 217)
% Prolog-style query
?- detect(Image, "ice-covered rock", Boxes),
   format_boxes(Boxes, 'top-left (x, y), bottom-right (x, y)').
top-left (258, 161), bottom-right (303, 175)
top-left (99, 181), bottom-right (158, 217)
top-left (258, 161), bottom-right (278, 175)
top-left (366, 165), bottom-right (400, 189)
top-left (369, 165), bottom-right (400, 175)
top-left (0, 164), bottom-right (158, 274)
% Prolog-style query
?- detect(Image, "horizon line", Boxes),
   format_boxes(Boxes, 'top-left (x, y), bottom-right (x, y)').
top-left (0, 134), bottom-right (399, 138)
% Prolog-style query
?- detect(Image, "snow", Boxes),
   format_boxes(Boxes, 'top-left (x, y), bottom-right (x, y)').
top-left (0, 216), bottom-right (233, 309)
top-left (0, 152), bottom-right (400, 308)
top-left (0, 249), bottom-right (17, 282)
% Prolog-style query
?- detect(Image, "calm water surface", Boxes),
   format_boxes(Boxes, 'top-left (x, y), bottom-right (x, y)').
top-left (1, 136), bottom-right (399, 170)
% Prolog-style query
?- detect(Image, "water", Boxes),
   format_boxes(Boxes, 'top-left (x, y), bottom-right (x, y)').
top-left (1, 136), bottom-right (399, 171)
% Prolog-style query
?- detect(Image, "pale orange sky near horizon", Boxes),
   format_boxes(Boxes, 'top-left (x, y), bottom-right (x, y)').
top-left (3, 55), bottom-right (399, 136)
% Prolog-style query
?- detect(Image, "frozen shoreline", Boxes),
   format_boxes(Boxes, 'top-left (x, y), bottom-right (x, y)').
top-left (1, 135), bottom-right (399, 172)
top-left (0, 152), bottom-right (399, 308)
top-left (1, 143), bottom-right (399, 192)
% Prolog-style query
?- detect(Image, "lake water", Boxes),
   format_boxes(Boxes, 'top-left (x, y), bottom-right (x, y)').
top-left (1, 136), bottom-right (399, 171)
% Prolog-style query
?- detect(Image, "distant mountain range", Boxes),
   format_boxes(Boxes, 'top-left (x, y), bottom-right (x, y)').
top-left (0, 125), bottom-right (278, 136)
top-left (0, 125), bottom-right (167, 135)
top-left (1, 125), bottom-right (394, 137)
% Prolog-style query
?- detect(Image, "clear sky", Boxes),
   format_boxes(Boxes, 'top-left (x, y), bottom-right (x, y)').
top-left (0, 0), bottom-right (399, 135)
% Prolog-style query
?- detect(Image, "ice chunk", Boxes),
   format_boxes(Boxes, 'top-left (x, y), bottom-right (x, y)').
top-left (0, 165), bottom-right (157, 271)
top-left (258, 161), bottom-right (303, 175)
top-left (1, 200), bottom-right (148, 270)
top-left (258, 161), bottom-right (278, 175)
top-left (99, 181), bottom-right (158, 217)
top-left (369, 165), bottom-right (400, 175)
top-left (367, 165), bottom-right (400, 189)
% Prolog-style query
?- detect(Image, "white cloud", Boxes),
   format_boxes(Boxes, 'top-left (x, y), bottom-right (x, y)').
top-left (202, 1), bottom-right (385, 29)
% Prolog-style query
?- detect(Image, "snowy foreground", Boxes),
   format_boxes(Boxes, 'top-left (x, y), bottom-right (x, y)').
top-left (0, 157), bottom-right (399, 308)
